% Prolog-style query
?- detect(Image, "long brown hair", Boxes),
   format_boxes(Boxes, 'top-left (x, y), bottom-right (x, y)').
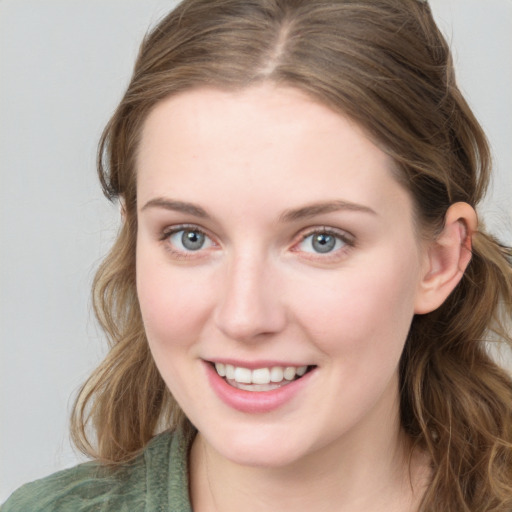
top-left (71, 1), bottom-right (512, 509)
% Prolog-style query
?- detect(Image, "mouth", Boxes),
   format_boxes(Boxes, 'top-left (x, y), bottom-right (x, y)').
top-left (210, 362), bottom-right (316, 392)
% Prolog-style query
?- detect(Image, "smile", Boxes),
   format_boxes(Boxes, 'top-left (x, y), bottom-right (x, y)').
top-left (205, 360), bottom-right (317, 413)
top-left (213, 363), bottom-right (311, 392)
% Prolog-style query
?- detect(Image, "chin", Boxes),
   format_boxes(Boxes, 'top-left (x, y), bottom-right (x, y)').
top-left (222, 442), bottom-right (302, 469)
top-left (201, 422), bottom-right (314, 469)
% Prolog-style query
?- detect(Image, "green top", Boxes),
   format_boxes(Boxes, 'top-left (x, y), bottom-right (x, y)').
top-left (1, 429), bottom-right (193, 512)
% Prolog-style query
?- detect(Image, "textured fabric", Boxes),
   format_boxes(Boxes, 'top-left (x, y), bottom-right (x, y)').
top-left (1, 429), bottom-right (193, 512)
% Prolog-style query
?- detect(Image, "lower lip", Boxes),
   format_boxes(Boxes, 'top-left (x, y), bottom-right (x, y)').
top-left (204, 362), bottom-right (316, 413)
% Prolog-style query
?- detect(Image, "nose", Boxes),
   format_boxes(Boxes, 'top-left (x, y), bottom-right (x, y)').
top-left (214, 252), bottom-right (287, 342)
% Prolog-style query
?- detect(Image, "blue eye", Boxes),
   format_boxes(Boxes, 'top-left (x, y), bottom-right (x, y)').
top-left (298, 231), bottom-right (347, 254)
top-left (168, 228), bottom-right (213, 252)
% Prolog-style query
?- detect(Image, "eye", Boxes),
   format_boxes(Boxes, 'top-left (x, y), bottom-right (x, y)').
top-left (297, 230), bottom-right (351, 255)
top-left (166, 227), bottom-right (214, 252)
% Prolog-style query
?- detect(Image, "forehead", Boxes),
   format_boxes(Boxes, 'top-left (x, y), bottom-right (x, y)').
top-left (136, 85), bottom-right (412, 223)
top-left (138, 85), bottom-right (380, 157)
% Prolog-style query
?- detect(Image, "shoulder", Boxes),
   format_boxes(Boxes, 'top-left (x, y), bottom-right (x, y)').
top-left (1, 430), bottom-right (191, 512)
top-left (1, 459), bottom-right (135, 512)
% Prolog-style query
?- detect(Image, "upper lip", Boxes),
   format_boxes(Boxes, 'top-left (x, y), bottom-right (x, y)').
top-left (205, 359), bottom-right (314, 370)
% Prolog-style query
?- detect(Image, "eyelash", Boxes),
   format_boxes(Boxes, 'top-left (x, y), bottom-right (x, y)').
top-left (159, 224), bottom-right (355, 261)
top-left (159, 224), bottom-right (215, 261)
top-left (293, 227), bottom-right (355, 261)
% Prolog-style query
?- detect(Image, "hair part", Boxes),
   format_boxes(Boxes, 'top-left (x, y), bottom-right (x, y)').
top-left (71, 1), bottom-right (512, 509)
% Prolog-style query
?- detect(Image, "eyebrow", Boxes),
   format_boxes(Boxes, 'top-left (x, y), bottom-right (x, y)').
top-left (140, 197), bottom-right (377, 221)
top-left (279, 200), bottom-right (377, 222)
top-left (141, 198), bottom-right (209, 218)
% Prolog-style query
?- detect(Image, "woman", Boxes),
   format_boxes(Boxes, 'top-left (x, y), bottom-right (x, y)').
top-left (3, 0), bottom-right (512, 510)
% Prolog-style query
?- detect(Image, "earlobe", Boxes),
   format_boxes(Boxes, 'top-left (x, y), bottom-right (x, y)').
top-left (414, 202), bottom-right (477, 315)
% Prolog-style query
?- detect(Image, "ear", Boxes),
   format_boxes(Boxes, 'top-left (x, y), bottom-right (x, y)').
top-left (414, 202), bottom-right (477, 315)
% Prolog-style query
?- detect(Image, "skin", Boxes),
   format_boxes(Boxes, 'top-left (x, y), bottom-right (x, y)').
top-left (135, 84), bottom-right (476, 511)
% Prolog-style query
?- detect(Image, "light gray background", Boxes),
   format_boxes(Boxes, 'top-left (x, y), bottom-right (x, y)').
top-left (1, 0), bottom-right (511, 502)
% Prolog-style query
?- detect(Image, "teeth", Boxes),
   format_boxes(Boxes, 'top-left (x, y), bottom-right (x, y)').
top-left (226, 364), bottom-right (235, 380)
top-left (234, 367), bottom-right (252, 384)
top-left (270, 366), bottom-right (284, 382)
top-left (284, 366), bottom-right (296, 380)
top-left (215, 363), bottom-right (226, 377)
top-left (296, 366), bottom-right (307, 376)
top-left (214, 363), bottom-right (309, 385)
top-left (252, 368), bottom-right (271, 384)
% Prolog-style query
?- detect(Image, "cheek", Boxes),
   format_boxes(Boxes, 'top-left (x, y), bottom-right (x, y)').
top-left (135, 250), bottom-right (216, 405)
top-left (290, 250), bottom-right (420, 360)
top-left (136, 249), bottom-right (213, 349)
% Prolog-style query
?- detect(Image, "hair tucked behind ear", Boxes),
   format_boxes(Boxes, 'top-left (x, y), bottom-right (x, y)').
top-left (70, 0), bottom-right (512, 508)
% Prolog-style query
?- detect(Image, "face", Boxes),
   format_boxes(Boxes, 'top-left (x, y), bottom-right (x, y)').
top-left (136, 85), bottom-right (428, 469)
